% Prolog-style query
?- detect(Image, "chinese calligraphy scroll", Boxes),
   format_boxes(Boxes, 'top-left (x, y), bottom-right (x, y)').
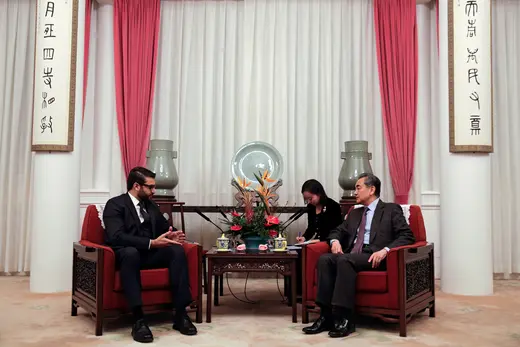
top-left (32, 0), bottom-right (78, 152)
top-left (448, 0), bottom-right (493, 153)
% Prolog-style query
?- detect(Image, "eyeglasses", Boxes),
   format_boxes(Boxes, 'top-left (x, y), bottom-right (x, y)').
top-left (142, 184), bottom-right (156, 190)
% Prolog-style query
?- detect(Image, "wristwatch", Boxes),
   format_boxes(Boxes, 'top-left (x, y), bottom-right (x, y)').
top-left (384, 247), bottom-right (390, 253)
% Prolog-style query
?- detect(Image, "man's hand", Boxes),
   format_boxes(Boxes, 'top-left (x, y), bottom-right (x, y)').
top-left (331, 240), bottom-right (343, 254)
top-left (165, 227), bottom-right (186, 244)
top-left (151, 230), bottom-right (181, 248)
top-left (368, 249), bottom-right (388, 268)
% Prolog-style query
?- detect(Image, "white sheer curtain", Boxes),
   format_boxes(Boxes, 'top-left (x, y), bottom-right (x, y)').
top-left (0, 0), bottom-right (36, 274)
top-left (152, 0), bottom-right (394, 246)
top-left (491, 0), bottom-right (520, 277)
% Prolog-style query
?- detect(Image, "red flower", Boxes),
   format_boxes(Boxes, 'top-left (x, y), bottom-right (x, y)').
top-left (269, 230), bottom-right (278, 238)
top-left (230, 225), bottom-right (242, 231)
top-left (266, 216), bottom-right (280, 225)
top-left (231, 211), bottom-right (240, 217)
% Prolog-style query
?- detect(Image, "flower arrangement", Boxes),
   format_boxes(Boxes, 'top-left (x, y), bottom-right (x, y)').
top-left (222, 170), bottom-right (287, 240)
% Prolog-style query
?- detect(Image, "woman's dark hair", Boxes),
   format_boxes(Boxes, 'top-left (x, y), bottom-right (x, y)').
top-left (301, 179), bottom-right (328, 205)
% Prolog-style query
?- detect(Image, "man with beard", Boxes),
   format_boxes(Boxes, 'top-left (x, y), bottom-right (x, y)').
top-left (103, 167), bottom-right (197, 343)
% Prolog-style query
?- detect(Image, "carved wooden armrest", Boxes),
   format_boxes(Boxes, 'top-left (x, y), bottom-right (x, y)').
top-left (388, 243), bottom-right (435, 305)
top-left (72, 242), bottom-right (111, 304)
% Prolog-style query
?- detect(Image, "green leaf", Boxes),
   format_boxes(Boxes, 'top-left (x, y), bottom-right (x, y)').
top-left (253, 172), bottom-right (265, 187)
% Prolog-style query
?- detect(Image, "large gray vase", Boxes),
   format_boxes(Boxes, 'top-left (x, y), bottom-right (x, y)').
top-left (146, 139), bottom-right (179, 197)
top-left (338, 141), bottom-right (373, 199)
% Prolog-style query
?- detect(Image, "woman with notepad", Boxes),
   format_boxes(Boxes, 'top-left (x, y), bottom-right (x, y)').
top-left (297, 179), bottom-right (343, 243)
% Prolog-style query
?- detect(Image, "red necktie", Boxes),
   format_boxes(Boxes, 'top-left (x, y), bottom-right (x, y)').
top-left (351, 207), bottom-right (368, 254)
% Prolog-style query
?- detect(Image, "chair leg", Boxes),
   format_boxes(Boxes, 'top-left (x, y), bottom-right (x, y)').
top-left (399, 314), bottom-right (407, 337)
top-left (302, 305), bottom-right (309, 324)
top-left (429, 300), bottom-right (436, 318)
top-left (71, 299), bottom-right (78, 316)
top-left (95, 314), bottom-right (103, 336)
top-left (196, 301), bottom-right (203, 323)
top-left (219, 274), bottom-right (224, 296)
top-left (203, 256), bottom-right (208, 295)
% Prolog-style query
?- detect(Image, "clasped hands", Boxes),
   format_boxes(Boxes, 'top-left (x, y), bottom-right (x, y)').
top-left (330, 240), bottom-right (388, 268)
top-left (150, 227), bottom-right (186, 248)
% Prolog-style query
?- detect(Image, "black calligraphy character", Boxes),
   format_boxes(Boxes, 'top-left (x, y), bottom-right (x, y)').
top-left (465, 0), bottom-right (478, 17)
top-left (40, 116), bottom-right (53, 134)
top-left (44, 24), bottom-right (56, 38)
top-left (43, 67), bottom-right (53, 89)
top-left (470, 115), bottom-right (481, 135)
top-left (469, 92), bottom-right (480, 110)
top-left (467, 19), bottom-right (476, 37)
top-left (42, 92), bottom-right (48, 109)
top-left (43, 48), bottom-right (54, 60)
top-left (468, 68), bottom-right (480, 85)
top-left (48, 97), bottom-right (55, 105)
top-left (45, 1), bottom-right (55, 17)
top-left (467, 48), bottom-right (478, 64)
top-left (40, 116), bottom-right (48, 133)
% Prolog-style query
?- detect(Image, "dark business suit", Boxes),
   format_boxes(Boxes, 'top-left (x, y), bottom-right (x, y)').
top-left (316, 200), bottom-right (415, 310)
top-left (103, 193), bottom-right (192, 310)
top-left (303, 197), bottom-right (343, 242)
top-left (294, 198), bottom-right (343, 296)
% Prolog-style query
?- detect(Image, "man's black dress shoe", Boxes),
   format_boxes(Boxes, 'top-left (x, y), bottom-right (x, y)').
top-left (131, 319), bottom-right (154, 343)
top-left (328, 318), bottom-right (356, 338)
top-left (173, 313), bottom-right (198, 335)
top-left (302, 315), bottom-right (333, 334)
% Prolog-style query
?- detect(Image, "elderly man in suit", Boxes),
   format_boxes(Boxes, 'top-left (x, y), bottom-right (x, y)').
top-left (302, 173), bottom-right (415, 338)
top-left (103, 167), bottom-right (197, 343)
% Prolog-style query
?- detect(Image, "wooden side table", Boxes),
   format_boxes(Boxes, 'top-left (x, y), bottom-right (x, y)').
top-left (205, 248), bottom-right (298, 323)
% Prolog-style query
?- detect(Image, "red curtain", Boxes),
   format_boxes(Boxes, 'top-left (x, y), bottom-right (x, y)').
top-left (373, 0), bottom-right (418, 204)
top-left (82, 0), bottom-right (92, 121)
top-left (113, 0), bottom-right (161, 176)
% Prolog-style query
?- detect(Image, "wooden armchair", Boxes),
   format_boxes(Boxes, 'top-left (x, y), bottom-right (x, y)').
top-left (301, 204), bottom-right (435, 337)
top-left (71, 205), bottom-right (203, 336)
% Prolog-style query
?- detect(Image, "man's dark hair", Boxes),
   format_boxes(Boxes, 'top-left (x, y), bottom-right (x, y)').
top-left (127, 167), bottom-right (156, 191)
top-left (357, 172), bottom-right (381, 197)
top-left (301, 179), bottom-right (328, 205)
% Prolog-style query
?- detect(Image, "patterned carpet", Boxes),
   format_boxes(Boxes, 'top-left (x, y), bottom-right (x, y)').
top-left (1, 276), bottom-right (519, 347)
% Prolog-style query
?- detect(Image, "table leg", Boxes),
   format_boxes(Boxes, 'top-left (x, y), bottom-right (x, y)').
top-left (206, 258), bottom-right (213, 323)
top-left (214, 275), bottom-right (220, 306)
top-left (291, 260), bottom-right (297, 323)
top-left (286, 275), bottom-right (291, 306)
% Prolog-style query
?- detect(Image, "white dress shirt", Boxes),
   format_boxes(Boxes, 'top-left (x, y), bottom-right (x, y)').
top-left (331, 198), bottom-right (390, 253)
top-left (128, 193), bottom-right (152, 249)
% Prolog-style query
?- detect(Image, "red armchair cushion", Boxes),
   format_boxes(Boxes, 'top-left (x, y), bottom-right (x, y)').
top-left (82, 205), bottom-right (105, 244)
top-left (357, 271), bottom-right (387, 292)
top-left (408, 205), bottom-right (426, 242)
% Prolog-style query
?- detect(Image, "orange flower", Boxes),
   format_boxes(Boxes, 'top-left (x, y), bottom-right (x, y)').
top-left (262, 170), bottom-right (276, 183)
top-left (236, 177), bottom-right (251, 189)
